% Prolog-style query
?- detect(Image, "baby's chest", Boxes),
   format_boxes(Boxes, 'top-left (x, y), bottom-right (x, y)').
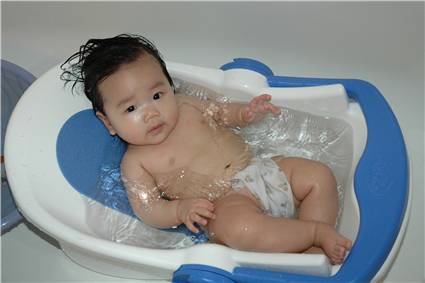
top-left (142, 131), bottom-right (211, 172)
top-left (148, 147), bottom-right (192, 172)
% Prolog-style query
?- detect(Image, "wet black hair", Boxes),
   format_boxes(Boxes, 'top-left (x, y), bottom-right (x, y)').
top-left (60, 34), bottom-right (174, 114)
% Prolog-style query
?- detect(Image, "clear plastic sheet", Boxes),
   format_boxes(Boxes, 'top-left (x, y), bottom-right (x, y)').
top-left (86, 78), bottom-right (353, 248)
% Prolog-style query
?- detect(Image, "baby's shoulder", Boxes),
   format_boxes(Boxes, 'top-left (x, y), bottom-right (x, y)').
top-left (176, 93), bottom-right (204, 110)
top-left (120, 150), bottom-right (156, 183)
top-left (121, 147), bottom-right (145, 173)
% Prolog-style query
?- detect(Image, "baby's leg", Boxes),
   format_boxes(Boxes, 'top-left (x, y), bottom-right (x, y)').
top-left (273, 156), bottom-right (351, 259)
top-left (208, 192), bottom-right (350, 264)
top-left (208, 192), bottom-right (317, 253)
top-left (272, 156), bottom-right (339, 225)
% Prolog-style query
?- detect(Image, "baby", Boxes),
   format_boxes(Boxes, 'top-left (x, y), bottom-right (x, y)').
top-left (61, 34), bottom-right (352, 265)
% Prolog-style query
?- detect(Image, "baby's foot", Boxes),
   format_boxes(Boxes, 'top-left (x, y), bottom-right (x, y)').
top-left (314, 223), bottom-right (352, 265)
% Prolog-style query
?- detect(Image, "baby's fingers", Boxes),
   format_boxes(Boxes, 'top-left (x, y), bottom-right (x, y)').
top-left (256, 94), bottom-right (272, 102)
top-left (186, 213), bottom-right (211, 233)
top-left (264, 103), bottom-right (281, 116)
top-left (185, 218), bottom-right (200, 233)
top-left (191, 213), bottom-right (209, 226)
top-left (195, 207), bottom-right (216, 220)
top-left (250, 94), bottom-right (271, 109)
top-left (196, 199), bottom-right (215, 211)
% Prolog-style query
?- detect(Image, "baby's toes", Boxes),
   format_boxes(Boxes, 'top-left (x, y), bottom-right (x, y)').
top-left (344, 239), bottom-right (353, 250)
top-left (336, 245), bottom-right (347, 258)
top-left (334, 240), bottom-right (352, 264)
top-left (330, 246), bottom-right (345, 265)
top-left (336, 236), bottom-right (352, 252)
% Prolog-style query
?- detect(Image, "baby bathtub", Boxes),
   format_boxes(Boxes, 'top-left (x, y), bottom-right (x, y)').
top-left (5, 58), bottom-right (409, 282)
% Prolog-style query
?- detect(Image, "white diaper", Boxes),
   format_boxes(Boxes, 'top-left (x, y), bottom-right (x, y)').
top-left (231, 157), bottom-right (295, 218)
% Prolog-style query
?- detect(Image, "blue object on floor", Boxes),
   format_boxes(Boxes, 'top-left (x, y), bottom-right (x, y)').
top-left (1, 60), bottom-right (36, 233)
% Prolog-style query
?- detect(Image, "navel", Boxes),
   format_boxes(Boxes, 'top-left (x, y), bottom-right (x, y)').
top-left (169, 157), bottom-right (176, 166)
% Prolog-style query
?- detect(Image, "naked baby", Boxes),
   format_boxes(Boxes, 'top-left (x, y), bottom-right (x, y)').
top-left (62, 34), bottom-right (352, 265)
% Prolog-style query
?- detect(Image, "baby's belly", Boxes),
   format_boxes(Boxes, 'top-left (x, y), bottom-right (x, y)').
top-left (156, 168), bottom-right (232, 201)
top-left (154, 134), bottom-right (253, 202)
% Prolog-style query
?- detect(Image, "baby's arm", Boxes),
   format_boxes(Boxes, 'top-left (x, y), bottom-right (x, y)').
top-left (223, 94), bottom-right (281, 127)
top-left (121, 155), bottom-right (215, 233)
top-left (185, 94), bottom-right (281, 128)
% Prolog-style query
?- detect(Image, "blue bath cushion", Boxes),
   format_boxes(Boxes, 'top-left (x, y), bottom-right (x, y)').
top-left (56, 109), bottom-right (207, 243)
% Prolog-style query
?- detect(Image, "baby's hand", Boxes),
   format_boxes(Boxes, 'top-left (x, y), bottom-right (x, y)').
top-left (176, 198), bottom-right (216, 233)
top-left (241, 94), bottom-right (281, 124)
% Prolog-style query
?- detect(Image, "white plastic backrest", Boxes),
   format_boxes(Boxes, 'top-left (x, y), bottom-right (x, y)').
top-left (167, 62), bottom-right (348, 115)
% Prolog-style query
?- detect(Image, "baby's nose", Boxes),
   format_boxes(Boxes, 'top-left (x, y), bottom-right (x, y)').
top-left (143, 106), bottom-right (159, 122)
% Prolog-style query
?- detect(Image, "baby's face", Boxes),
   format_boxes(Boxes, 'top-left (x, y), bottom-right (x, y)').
top-left (97, 54), bottom-right (178, 146)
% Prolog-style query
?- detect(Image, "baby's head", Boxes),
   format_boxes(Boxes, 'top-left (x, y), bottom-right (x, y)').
top-left (61, 34), bottom-right (179, 146)
top-left (61, 34), bottom-right (174, 115)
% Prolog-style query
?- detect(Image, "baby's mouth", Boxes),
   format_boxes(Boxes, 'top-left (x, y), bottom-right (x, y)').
top-left (148, 123), bottom-right (165, 135)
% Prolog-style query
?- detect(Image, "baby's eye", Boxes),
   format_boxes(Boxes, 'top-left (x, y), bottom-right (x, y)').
top-left (153, 92), bottom-right (163, 100)
top-left (126, 105), bottom-right (135, 113)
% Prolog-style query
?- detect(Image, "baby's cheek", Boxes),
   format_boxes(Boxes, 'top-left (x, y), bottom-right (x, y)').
top-left (127, 131), bottom-right (146, 145)
top-left (119, 123), bottom-right (145, 143)
top-left (166, 106), bottom-right (179, 125)
top-left (130, 110), bottom-right (145, 122)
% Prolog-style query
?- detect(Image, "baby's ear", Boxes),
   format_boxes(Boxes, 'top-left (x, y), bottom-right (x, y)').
top-left (96, 111), bottom-right (116, 135)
